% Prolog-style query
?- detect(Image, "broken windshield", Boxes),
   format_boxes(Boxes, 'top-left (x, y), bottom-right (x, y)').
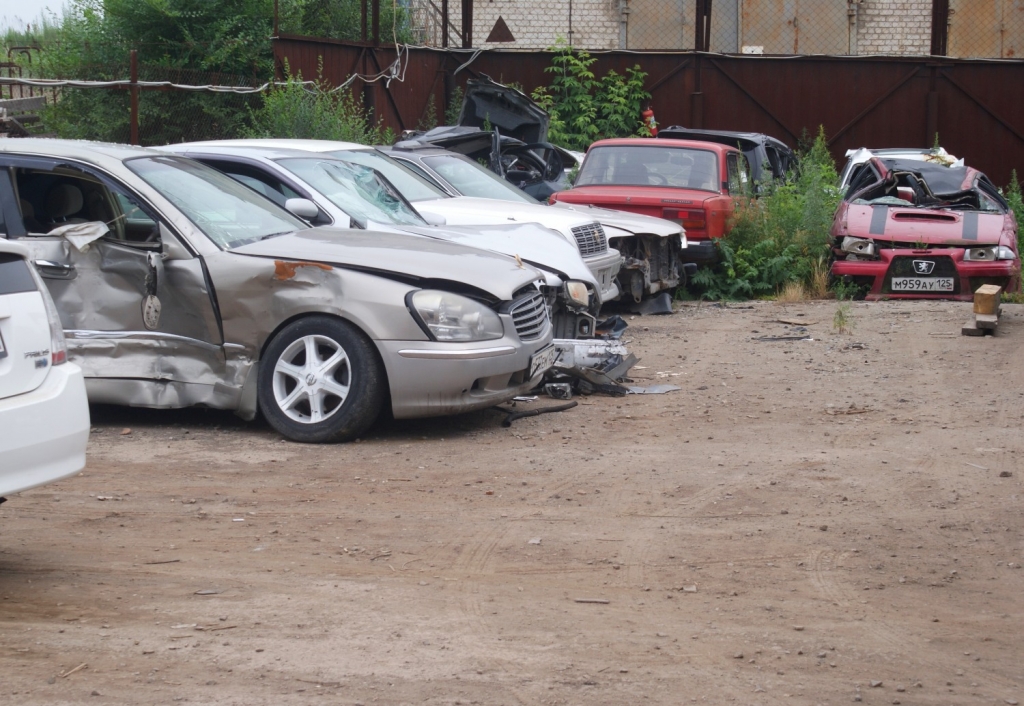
top-left (127, 156), bottom-right (307, 248)
top-left (278, 158), bottom-right (425, 228)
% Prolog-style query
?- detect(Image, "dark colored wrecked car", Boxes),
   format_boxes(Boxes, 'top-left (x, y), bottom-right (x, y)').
top-left (657, 126), bottom-right (796, 185)
top-left (401, 76), bottom-right (576, 200)
top-left (830, 155), bottom-right (1020, 300)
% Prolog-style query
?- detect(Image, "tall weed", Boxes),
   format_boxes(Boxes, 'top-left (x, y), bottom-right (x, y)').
top-left (691, 126), bottom-right (841, 301)
top-left (245, 62), bottom-right (393, 145)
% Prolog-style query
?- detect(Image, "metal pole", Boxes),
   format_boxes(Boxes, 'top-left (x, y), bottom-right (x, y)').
top-left (442, 0), bottom-right (449, 47)
top-left (129, 49), bottom-right (139, 146)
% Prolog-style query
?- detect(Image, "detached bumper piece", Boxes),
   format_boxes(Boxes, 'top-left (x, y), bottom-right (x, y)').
top-left (545, 338), bottom-right (639, 397)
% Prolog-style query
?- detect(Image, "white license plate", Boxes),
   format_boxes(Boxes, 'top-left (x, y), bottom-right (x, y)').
top-left (0, 330), bottom-right (6, 359)
top-left (529, 344), bottom-right (557, 379)
top-left (891, 277), bottom-right (954, 292)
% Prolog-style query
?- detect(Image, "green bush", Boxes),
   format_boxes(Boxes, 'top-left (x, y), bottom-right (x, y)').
top-left (1006, 170), bottom-right (1024, 254)
top-left (530, 41), bottom-right (649, 151)
top-left (691, 126), bottom-right (841, 301)
top-left (244, 66), bottom-right (393, 145)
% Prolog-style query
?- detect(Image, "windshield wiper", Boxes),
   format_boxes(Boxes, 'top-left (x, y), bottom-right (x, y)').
top-left (259, 230), bottom-right (293, 241)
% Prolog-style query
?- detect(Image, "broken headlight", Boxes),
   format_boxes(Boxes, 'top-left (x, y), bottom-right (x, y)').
top-left (409, 290), bottom-right (504, 342)
top-left (840, 236), bottom-right (877, 258)
top-left (564, 281), bottom-right (591, 308)
top-left (963, 245), bottom-right (1016, 261)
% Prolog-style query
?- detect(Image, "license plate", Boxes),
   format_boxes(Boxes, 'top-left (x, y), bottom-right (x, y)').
top-left (891, 277), bottom-right (954, 292)
top-left (0, 330), bottom-right (6, 359)
top-left (528, 344), bottom-right (557, 379)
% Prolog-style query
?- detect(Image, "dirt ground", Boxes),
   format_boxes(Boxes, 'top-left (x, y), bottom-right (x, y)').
top-left (2, 299), bottom-right (1022, 706)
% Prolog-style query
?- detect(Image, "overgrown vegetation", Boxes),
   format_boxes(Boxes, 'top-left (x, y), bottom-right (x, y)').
top-left (530, 41), bottom-right (650, 152)
top-left (690, 127), bottom-right (841, 301)
top-left (245, 66), bottom-right (393, 145)
top-left (1006, 170), bottom-right (1024, 254)
top-left (296, 0), bottom-right (412, 43)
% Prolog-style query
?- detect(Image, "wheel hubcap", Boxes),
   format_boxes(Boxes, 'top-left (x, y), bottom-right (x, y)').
top-left (272, 334), bottom-right (352, 424)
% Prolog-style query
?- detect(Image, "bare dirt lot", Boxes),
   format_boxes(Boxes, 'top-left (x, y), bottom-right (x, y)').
top-left (2, 299), bottom-right (1023, 706)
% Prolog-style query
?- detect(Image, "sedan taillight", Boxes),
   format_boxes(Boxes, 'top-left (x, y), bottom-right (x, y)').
top-left (28, 261), bottom-right (68, 366)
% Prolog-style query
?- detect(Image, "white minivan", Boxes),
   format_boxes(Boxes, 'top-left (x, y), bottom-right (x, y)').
top-left (0, 239), bottom-right (89, 501)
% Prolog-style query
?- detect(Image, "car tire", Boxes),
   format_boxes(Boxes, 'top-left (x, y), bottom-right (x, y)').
top-left (257, 316), bottom-right (385, 443)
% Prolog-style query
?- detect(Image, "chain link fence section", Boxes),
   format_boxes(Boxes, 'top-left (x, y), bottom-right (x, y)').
top-left (947, 0), bottom-right (1024, 58)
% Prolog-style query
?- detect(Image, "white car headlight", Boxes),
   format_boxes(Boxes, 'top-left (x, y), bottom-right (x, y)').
top-left (963, 246), bottom-right (1015, 261)
top-left (841, 236), bottom-right (876, 258)
top-left (409, 290), bottom-right (504, 342)
top-left (564, 280), bottom-right (590, 308)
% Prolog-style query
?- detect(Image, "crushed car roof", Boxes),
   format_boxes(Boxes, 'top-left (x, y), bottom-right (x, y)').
top-left (879, 158), bottom-right (971, 195)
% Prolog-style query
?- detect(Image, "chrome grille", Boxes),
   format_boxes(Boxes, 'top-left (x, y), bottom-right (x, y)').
top-left (509, 291), bottom-right (549, 341)
top-left (571, 223), bottom-right (608, 257)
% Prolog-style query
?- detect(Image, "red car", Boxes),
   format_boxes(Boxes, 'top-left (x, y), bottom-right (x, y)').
top-left (551, 138), bottom-right (750, 264)
top-left (831, 156), bottom-right (1020, 300)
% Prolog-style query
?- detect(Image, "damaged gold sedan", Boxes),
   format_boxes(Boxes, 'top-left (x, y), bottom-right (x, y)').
top-left (0, 140), bottom-right (555, 442)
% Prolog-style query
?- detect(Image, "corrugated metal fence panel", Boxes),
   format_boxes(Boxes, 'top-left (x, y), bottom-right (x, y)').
top-left (274, 38), bottom-right (1024, 185)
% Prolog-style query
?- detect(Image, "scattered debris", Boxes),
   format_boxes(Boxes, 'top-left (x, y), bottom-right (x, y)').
top-left (194, 589), bottom-right (222, 596)
top-left (963, 284), bottom-right (1002, 336)
top-left (999, 471), bottom-right (1013, 478)
top-left (496, 401), bottom-right (578, 427)
top-left (753, 335), bottom-right (813, 342)
top-left (528, 537), bottom-right (542, 545)
top-left (627, 384), bottom-right (681, 395)
top-left (825, 403), bottom-right (871, 416)
top-left (59, 663), bottom-right (87, 678)
top-left (628, 291), bottom-right (674, 316)
top-left (775, 317), bottom-right (817, 326)
top-left (964, 462), bottom-right (989, 470)
top-left (573, 598), bottom-right (610, 604)
top-left (120, 428), bottom-right (132, 436)
top-left (144, 559), bottom-right (181, 565)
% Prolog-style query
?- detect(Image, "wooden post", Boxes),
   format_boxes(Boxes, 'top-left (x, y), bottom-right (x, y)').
top-left (930, 0), bottom-right (949, 55)
top-left (129, 49), bottom-right (139, 146)
top-left (441, 0), bottom-right (449, 47)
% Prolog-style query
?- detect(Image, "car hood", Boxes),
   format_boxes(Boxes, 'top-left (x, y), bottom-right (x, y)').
top-left (394, 222), bottom-right (599, 286)
top-left (557, 185), bottom-right (721, 208)
top-left (415, 196), bottom-right (597, 244)
top-left (231, 226), bottom-right (541, 301)
top-left (550, 201), bottom-right (683, 238)
top-left (459, 76), bottom-right (549, 144)
top-left (846, 204), bottom-right (1005, 246)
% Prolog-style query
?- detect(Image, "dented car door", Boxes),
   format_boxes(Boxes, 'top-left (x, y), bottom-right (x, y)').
top-left (0, 156), bottom-right (227, 407)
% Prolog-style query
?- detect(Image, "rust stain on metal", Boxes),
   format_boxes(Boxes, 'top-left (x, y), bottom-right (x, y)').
top-left (273, 260), bottom-right (334, 280)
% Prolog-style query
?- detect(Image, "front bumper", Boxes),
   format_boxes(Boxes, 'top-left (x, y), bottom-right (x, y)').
top-left (831, 249), bottom-right (1021, 301)
top-left (0, 362), bottom-right (89, 497)
top-left (376, 322), bottom-right (554, 419)
top-left (582, 248), bottom-right (623, 304)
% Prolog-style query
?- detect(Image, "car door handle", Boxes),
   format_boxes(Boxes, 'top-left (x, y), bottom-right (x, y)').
top-left (33, 259), bottom-right (77, 280)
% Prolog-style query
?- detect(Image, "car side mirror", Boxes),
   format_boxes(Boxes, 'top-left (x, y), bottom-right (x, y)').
top-left (285, 198), bottom-right (320, 220)
top-left (418, 210), bottom-right (447, 227)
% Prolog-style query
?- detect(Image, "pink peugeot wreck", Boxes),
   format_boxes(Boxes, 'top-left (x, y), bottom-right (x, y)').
top-left (830, 155), bottom-right (1019, 300)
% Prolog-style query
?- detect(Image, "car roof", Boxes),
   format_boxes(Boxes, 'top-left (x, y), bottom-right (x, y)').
top-left (184, 139), bottom-right (372, 153)
top-left (589, 138), bottom-right (736, 153)
top-left (0, 138), bottom-right (161, 164)
top-left (657, 126), bottom-right (790, 151)
top-left (882, 158), bottom-right (972, 194)
top-left (383, 145), bottom-right (455, 158)
top-left (161, 143), bottom-right (345, 162)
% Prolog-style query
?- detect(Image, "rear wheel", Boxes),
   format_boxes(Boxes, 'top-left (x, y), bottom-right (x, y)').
top-left (257, 316), bottom-right (385, 443)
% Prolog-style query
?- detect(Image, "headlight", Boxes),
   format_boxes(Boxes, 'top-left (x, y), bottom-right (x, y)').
top-left (409, 290), bottom-right (504, 342)
top-left (564, 280), bottom-right (591, 308)
top-left (963, 246), bottom-right (1016, 261)
top-left (840, 236), bottom-right (876, 258)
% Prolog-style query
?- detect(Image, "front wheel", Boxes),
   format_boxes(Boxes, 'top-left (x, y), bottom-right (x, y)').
top-left (257, 316), bottom-right (385, 443)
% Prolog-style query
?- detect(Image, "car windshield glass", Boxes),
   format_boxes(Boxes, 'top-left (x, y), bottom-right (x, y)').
top-left (278, 158), bottom-right (426, 227)
top-left (127, 156), bottom-right (305, 248)
top-left (422, 155), bottom-right (538, 203)
top-left (576, 146), bottom-right (720, 192)
top-left (326, 149), bottom-right (447, 202)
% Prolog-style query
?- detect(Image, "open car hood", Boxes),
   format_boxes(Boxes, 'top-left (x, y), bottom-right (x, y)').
top-left (231, 226), bottom-right (539, 301)
top-left (459, 76), bottom-right (550, 144)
